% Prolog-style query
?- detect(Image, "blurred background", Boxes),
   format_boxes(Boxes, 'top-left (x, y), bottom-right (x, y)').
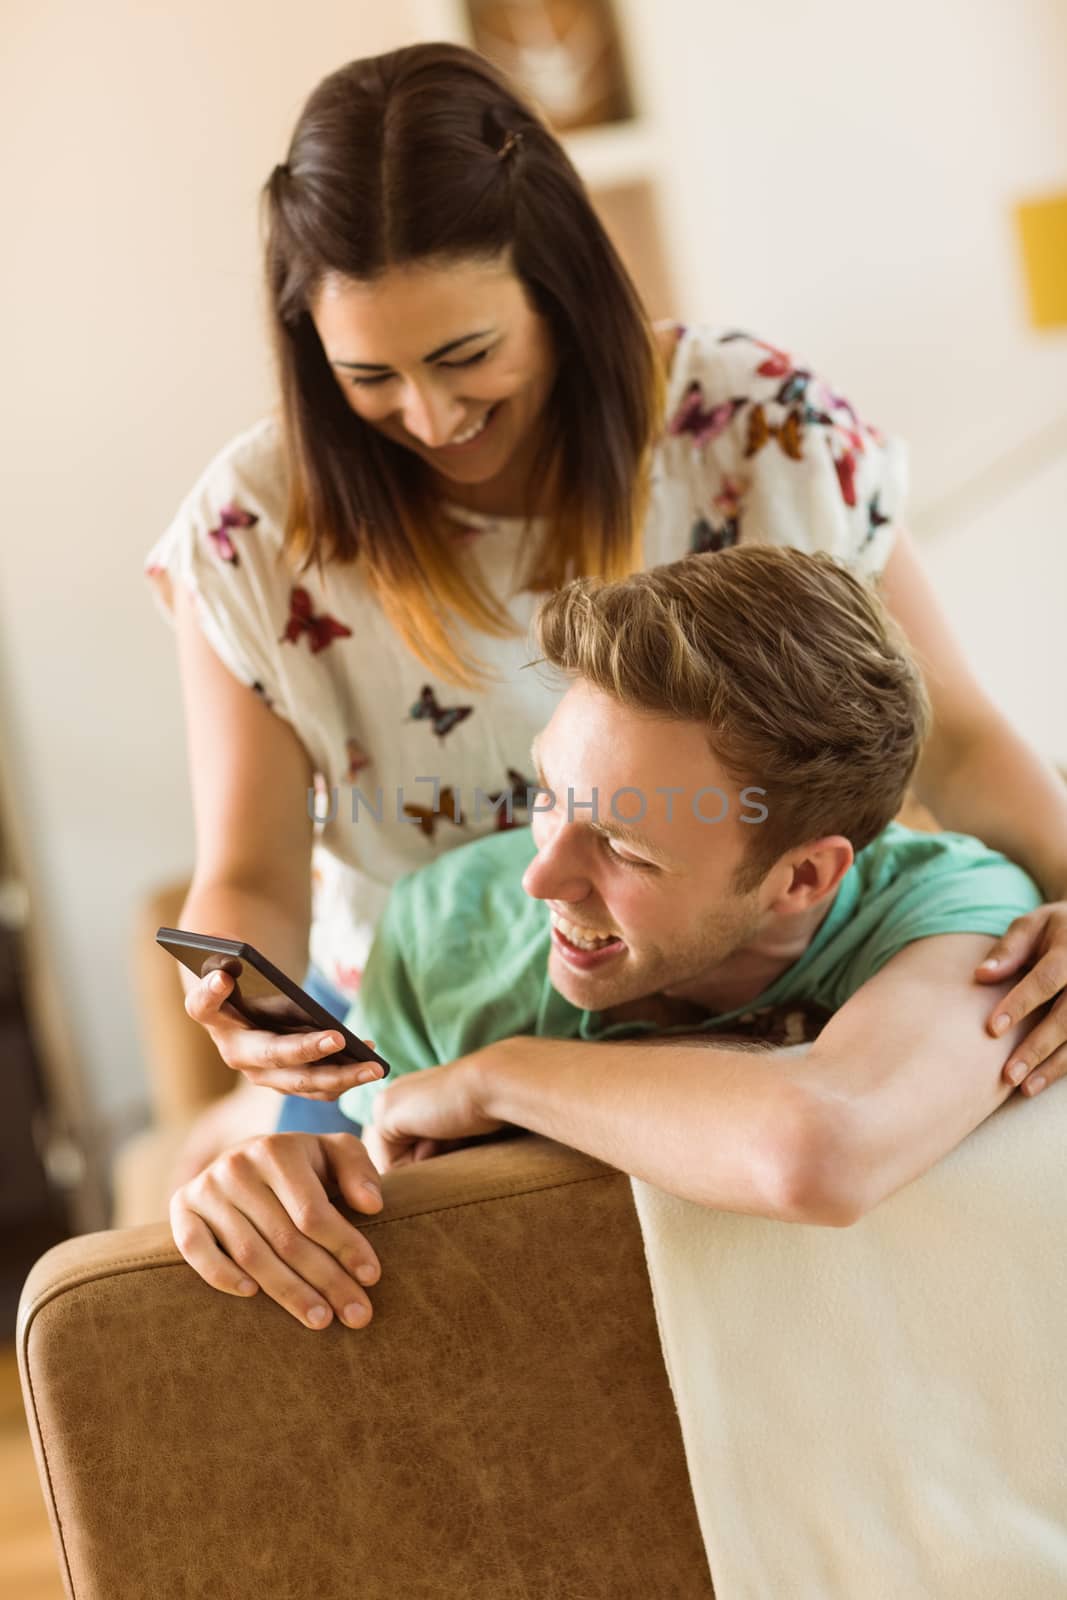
top-left (0, 0), bottom-right (1065, 1263)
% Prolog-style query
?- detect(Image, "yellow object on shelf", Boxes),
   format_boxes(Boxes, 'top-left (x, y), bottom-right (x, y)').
top-left (1015, 190), bottom-right (1067, 329)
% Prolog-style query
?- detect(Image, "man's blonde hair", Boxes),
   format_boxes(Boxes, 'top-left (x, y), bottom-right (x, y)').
top-left (533, 546), bottom-right (931, 887)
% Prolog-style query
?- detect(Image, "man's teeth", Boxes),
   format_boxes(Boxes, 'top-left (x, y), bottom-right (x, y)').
top-left (448, 407), bottom-right (492, 445)
top-left (551, 912), bottom-right (619, 951)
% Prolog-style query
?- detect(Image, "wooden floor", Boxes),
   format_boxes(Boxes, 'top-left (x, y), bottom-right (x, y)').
top-left (0, 1342), bottom-right (65, 1598)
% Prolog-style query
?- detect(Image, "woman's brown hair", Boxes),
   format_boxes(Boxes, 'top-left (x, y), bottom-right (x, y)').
top-left (533, 546), bottom-right (932, 886)
top-left (262, 42), bottom-right (666, 687)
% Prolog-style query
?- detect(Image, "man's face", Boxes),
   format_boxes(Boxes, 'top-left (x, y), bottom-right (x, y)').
top-left (521, 682), bottom-right (774, 1012)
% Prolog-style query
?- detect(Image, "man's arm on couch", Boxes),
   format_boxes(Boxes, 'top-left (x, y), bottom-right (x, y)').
top-left (797, 930), bottom-right (1031, 1218)
top-left (473, 934), bottom-right (1030, 1226)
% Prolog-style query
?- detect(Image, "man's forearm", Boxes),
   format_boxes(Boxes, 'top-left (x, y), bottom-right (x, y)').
top-left (473, 1033), bottom-right (845, 1223)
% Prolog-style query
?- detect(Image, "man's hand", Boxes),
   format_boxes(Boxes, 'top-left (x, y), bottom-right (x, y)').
top-left (366, 1055), bottom-right (505, 1172)
top-left (170, 1131), bottom-right (385, 1331)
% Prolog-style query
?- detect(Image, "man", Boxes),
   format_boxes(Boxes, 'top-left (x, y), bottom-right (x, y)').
top-left (171, 547), bottom-right (1041, 1332)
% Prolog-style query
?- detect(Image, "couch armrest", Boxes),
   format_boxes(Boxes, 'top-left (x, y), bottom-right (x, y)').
top-left (18, 1134), bottom-right (715, 1599)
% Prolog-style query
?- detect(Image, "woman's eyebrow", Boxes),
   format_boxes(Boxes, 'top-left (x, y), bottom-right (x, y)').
top-left (332, 330), bottom-right (495, 371)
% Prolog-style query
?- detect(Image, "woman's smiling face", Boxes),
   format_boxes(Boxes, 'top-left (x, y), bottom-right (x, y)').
top-left (310, 252), bottom-right (558, 497)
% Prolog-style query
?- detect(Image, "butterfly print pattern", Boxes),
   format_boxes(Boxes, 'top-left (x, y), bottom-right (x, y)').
top-left (745, 403), bottom-right (805, 463)
top-left (346, 739), bottom-right (372, 780)
top-left (713, 475), bottom-right (747, 520)
top-left (408, 685), bottom-right (474, 740)
top-left (833, 446), bottom-right (858, 507)
top-left (332, 962), bottom-right (363, 995)
top-left (697, 332), bottom-right (895, 525)
top-left (689, 516), bottom-right (738, 555)
top-left (486, 767), bottom-right (535, 832)
top-left (403, 786), bottom-right (466, 840)
top-left (774, 370), bottom-right (812, 407)
top-left (718, 331), bottom-right (793, 379)
top-left (207, 499), bottom-right (259, 566)
top-left (280, 588), bottom-right (353, 654)
top-left (864, 493), bottom-right (891, 550)
top-left (689, 473), bottom-right (747, 553)
top-left (668, 382), bottom-right (748, 448)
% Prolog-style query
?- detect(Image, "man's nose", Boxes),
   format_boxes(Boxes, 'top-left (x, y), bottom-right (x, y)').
top-left (522, 824), bottom-right (592, 904)
top-left (399, 382), bottom-right (462, 449)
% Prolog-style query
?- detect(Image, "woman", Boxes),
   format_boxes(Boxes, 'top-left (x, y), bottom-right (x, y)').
top-left (147, 42), bottom-right (1067, 1180)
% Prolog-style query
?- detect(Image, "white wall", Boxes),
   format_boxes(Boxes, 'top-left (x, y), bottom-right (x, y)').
top-left (622, 0), bottom-right (1067, 765)
top-left (920, 451), bottom-right (1067, 769)
top-left (0, 1), bottom-right (424, 1139)
top-left (1, 0), bottom-right (1065, 1141)
top-left (624, 0), bottom-right (1067, 513)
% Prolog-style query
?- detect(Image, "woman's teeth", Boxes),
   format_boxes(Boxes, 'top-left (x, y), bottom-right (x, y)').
top-left (551, 912), bottom-right (619, 951)
top-left (447, 406), bottom-right (493, 446)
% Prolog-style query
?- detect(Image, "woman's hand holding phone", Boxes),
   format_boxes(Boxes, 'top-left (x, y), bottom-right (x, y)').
top-left (170, 1131), bottom-right (385, 1331)
top-left (184, 966), bottom-right (385, 1101)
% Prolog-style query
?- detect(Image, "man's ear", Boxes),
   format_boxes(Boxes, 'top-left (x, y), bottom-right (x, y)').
top-left (767, 836), bottom-right (853, 914)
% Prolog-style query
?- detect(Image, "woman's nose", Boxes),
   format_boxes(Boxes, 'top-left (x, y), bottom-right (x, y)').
top-left (399, 382), bottom-right (462, 449)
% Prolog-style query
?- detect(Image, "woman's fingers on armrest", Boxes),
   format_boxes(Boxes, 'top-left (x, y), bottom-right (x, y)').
top-left (169, 1197), bottom-right (259, 1298)
top-left (976, 909), bottom-right (1047, 984)
top-left (317, 1130), bottom-right (385, 1211)
top-left (1002, 1008), bottom-right (1067, 1095)
top-left (973, 906), bottom-right (1067, 1091)
top-left (168, 1133), bottom-right (384, 1330)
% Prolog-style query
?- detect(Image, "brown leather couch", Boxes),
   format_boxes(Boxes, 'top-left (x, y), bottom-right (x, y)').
top-left (18, 1134), bottom-right (717, 1598)
top-left (17, 879), bottom-right (717, 1595)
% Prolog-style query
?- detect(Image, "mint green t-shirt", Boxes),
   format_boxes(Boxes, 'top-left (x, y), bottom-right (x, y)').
top-left (339, 823), bottom-right (1041, 1128)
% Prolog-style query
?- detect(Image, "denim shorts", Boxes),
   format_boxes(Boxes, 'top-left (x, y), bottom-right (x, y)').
top-left (274, 965), bottom-right (363, 1136)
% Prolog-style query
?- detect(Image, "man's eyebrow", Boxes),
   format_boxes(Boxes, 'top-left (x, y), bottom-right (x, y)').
top-left (528, 736), bottom-right (678, 867)
top-left (331, 330), bottom-right (495, 371)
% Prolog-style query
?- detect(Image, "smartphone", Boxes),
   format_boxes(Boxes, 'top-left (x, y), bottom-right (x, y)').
top-left (155, 926), bottom-right (390, 1076)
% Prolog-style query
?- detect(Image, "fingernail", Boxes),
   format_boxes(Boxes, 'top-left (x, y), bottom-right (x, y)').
top-left (356, 1067), bottom-right (379, 1084)
top-left (979, 958), bottom-right (1000, 970)
top-left (360, 1181), bottom-right (382, 1203)
top-left (1006, 1061), bottom-right (1026, 1085)
top-left (993, 1013), bottom-right (1011, 1035)
top-left (211, 973), bottom-right (226, 993)
top-left (307, 1305), bottom-right (330, 1327)
top-left (344, 1301), bottom-right (368, 1326)
top-left (236, 1277), bottom-right (256, 1295)
top-left (1028, 1075), bottom-right (1046, 1095)
top-left (355, 1264), bottom-right (378, 1285)
top-left (318, 1035), bottom-right (340, 1051)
